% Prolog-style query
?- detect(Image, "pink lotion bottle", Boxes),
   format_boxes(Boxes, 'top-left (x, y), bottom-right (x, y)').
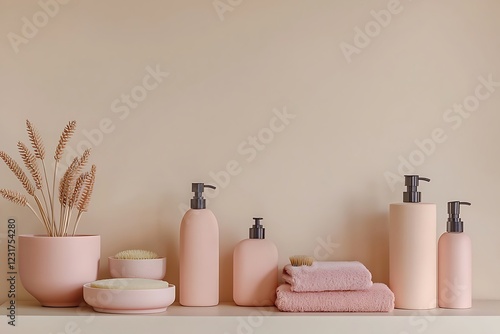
top-left (179, 183), bottom-right (219, 306)
top-left (233, 217), bottom-right (278, 306)
top-left (438, 201), bottom-right (472, 309)
top-left (389, 175), bottom-right (437, 309)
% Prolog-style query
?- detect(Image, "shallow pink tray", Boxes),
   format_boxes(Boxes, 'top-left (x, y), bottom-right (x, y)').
top-left (83, 282), bottom-right (175, 314)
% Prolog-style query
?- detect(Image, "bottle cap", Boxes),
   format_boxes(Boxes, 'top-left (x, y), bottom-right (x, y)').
top-left (447, 201), bottom-right (471, 232)
top-left (249, 217), bottom-right (265, 239)
top-left (403, 175), bottom-right (431, 203)
top-left (190, 183), bottom-right (216, 209)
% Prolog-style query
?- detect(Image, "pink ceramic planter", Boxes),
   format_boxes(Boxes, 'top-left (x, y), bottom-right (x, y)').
top-left (18, 234), bottom-right (101, 307)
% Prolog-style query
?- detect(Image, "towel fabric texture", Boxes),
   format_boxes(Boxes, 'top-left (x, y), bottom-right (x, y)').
top-left (275, 283), bottom-right (395, 312)
top-left (282, 261), bottom-right (373, 292)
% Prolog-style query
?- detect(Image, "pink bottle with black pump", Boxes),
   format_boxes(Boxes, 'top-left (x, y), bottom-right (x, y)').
top-left (438, 201), bottom-right (472, 309)
top-left (233, 217), bottom-right (278, 306)
top-left (179, 183), bottom-right (219, 306)
top-left (389, 175), bottom-right (437, 309)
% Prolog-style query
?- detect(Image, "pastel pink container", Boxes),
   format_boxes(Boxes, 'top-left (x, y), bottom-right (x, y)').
top-left (83, 282), bottom-right (175, 314)
top-left (438, 232), bottom-right (472, 308)
top-left (18, 234), bottom-right (101, 307)
top-left (108, 257), bottom-right (166, 280)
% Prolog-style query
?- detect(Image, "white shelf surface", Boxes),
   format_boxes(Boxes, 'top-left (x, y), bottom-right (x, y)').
top-left (2, 300), bottom-right (500, 333)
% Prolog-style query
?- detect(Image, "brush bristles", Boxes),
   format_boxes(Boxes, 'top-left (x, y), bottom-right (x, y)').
top-left (114, 250), bottom-right (159, 260)
top-left (289, 255), bottom-right (315, 267)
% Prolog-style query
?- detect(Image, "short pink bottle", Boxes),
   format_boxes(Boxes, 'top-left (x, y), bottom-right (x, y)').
top-left (180, 183), bottom-right (219, 306)
top-left (438, 201), bottom-right (472, 309)
top-left (233, 217), bottom-right (278, 306)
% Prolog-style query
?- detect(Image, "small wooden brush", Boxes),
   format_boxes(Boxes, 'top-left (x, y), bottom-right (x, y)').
top-left (289, 255), bottom-right (314, 266)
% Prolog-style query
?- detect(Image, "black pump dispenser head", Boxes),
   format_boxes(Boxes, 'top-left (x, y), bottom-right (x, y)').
top-left (190, 183), bottom-right (216, 209)
top-left (249, 217), bottom-right (265, 239)
top-left (403, 175), bottom-right (431, 203)
top-left (447, 201), bottom-right (471, 232)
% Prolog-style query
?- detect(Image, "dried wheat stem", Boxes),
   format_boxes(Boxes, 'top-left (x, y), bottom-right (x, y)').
top-left (53, 161), bottom-right (60, 232)
top-left (0, 189), bottom-right (27, 205)
top-left (63, 172), bottom-right (88, 236)
top-left (1, 120), bottom-right (96, 237)
top-left (40, 160), bottom-right (52, 222)
top-left (73, 165), bottom-right (96, 236)
top-left (0, 189), bottom-right (46, 229)
top-left (34, 195), bottom-right (52, 235)
top-left (17, 142), bottom-right (42, 189)
top-left (77, 165), bottom-right (96, 213)
top-left (26, 120), bottom-right (54, 225)
top-left (53, 121), bottom-right (76, 232)
top-left (18, 142), bottom-right (51, 229)
top-left (0, 151), bottom-right (36, 196)
top-left (72, 211), bottom-right (84, 236)
top-left (70, 172), bottom-right (88, 208)
top-left (26, 120), bottom-right (45, 160)
top-left (17, 142), bottom-right (52, 228)
top-left (59, 156), bottom-right (79, 232)
top-left (59, 149), bottom-right (91, 234)
top-left (60, 205), bottom-right (72, 236)
top-left (54, 121), bottom-right (76, 162)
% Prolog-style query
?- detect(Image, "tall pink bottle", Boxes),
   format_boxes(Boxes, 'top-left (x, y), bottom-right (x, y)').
top-left (233, 217), bottom-right (278, 306)
top-left (180, 183), bottom-right (219, 306)
top-left (438, 201), bottom-right (472, 309)
top-left (389, 175), bottom-right (437, 309)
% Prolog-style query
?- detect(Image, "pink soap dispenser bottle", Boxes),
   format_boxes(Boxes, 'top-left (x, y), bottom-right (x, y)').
top-left (179, 183), bottom-right (219, 306)
top-left (389, 175), bottom-right (437, 309)
top-left (438, 201), bottom-right (472, 309)
top-left (233, 217), bottom-right (278, 306)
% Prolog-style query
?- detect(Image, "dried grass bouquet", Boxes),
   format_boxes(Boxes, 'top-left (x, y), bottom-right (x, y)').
top-left (0, 120), bottom-right (96, 236)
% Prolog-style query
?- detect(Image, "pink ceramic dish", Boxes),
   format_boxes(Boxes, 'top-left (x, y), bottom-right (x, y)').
top-left (108, 256), bottom-right (166, 280)
top-left (83, 282), bottom-right (175, 314)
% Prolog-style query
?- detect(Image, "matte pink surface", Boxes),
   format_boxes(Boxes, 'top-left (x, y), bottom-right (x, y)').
top-left (275, 283), bottom-right (394, 312)
top-left (282, 261), bottom-right (373, 292)
top-left (179, 209), bottom-right (219, 306)
top-left (233, 239), bottom-right (278, 306)
top-left (19, 235), bottom-right (100, 307)
top-left (108, 257), bottom-right (166, 280)
top-left (389, 203), bottom-right (437, 309)
top-left (438, 232), bottom-right (472, 308)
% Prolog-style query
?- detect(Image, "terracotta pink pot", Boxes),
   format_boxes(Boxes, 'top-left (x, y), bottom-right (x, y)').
top-left (19, 234), bottom-right (100, 307)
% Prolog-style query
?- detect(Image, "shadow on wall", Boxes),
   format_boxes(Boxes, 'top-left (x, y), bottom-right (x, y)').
top-left (158, 194), bottom-right (181, 300)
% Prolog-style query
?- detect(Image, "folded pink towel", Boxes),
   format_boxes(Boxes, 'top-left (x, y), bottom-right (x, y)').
top-left (275, 283), bottom-right (394, 312)
top-left (282, 261), bottom-right (373, 292)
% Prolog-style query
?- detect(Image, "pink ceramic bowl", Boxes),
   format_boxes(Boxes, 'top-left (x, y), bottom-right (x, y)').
top-left (108, 257), bottom-right (166, 280)
top-left (83, 282), bottom-right (175, 314)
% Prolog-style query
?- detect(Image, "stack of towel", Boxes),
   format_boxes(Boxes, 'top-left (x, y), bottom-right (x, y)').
top-left (275, 261), bottom-right (394, 312)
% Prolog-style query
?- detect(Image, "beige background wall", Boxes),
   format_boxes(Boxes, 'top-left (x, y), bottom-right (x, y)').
top-left (1, 0), bottom-right (499, 303)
